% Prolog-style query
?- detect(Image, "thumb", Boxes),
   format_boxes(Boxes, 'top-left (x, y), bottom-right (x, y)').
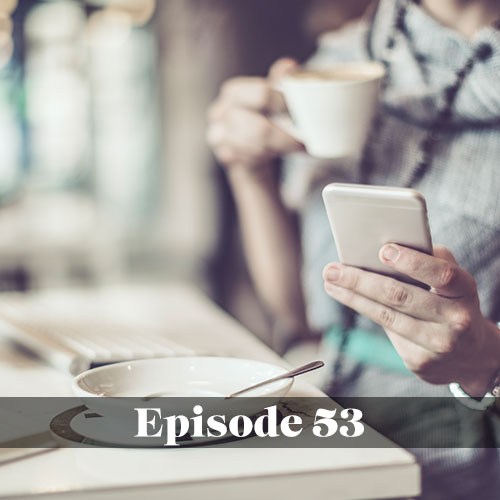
top-left (268, 58), bottom-right (300, 83)
top-left (266, 58), bottom-right (300, 116)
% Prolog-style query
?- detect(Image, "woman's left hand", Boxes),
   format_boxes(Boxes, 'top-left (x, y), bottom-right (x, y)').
top-left (323, 244), bottom-right (500, 396)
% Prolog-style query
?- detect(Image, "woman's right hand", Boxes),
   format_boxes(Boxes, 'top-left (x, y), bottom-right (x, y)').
top-left (206, 58), bottom-right (305, 170)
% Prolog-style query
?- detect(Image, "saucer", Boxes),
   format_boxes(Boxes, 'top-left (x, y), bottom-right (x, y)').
top-left (49, 405), bottom-right (286, 448)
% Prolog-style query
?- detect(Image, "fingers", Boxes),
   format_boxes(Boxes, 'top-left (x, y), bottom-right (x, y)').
top-left (322, 260), bottom-right (481, 353)
top-left (207, 106), bottom-right (303, 164)
top-left (322, 263), bottom-right (445, 321)
top-left (378, 244), bottom-right (476, 298)
top-left (207, 58), bottom-right (303, 167)
top-left (218, 77), bottom-right (286, 115)
top-left (214, 59), bottom-right (298, 115)
top-left (323, 278), bottom-right (465, 354)
top-left (323, 281), bottom-right (431, 345)
top-left (323, 245), bottom-right (488, 390)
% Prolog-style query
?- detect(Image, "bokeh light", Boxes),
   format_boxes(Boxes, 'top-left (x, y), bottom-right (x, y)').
top-left (85, 0), bottom-right (156, 26)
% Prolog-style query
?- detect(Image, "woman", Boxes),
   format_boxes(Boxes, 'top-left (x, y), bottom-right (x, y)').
top-left (207, 0), bottom-right (500, 497)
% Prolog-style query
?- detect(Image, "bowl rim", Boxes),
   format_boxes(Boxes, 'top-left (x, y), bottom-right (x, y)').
top-left (72, 356), bottom-right (293, 399)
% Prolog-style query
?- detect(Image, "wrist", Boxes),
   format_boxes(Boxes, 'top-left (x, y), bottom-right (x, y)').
top-left (226, 160), bottom-right (277, 183)
top-left (457, 319), bottom-right (500, 397)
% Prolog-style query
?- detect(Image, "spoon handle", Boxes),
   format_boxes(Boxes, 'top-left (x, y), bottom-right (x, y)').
top-left (225, 360), bottom-right (324, 399)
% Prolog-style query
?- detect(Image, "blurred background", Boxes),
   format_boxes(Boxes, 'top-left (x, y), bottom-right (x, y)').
top-left (0, 0), bottom-right (370, 347)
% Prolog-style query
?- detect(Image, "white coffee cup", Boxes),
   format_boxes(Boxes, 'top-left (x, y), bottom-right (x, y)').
top-left (276, 62), bottom-right (386, 159)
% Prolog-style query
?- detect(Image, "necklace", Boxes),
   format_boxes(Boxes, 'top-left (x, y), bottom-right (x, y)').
top-left (329, 0), bottom-right (499, 395)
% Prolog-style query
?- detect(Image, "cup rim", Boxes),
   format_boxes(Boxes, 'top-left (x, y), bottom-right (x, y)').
top-left (281, 61), bottom-right (386, 86)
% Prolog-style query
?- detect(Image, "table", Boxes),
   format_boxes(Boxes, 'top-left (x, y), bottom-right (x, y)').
top-left (0, 284), bottom-right (420, 499)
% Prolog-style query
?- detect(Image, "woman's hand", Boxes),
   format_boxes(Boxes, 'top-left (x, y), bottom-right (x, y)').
top-left (323, 244), bottom-right (500, 396)
top-left (206, 58), bottom-right (304, 169)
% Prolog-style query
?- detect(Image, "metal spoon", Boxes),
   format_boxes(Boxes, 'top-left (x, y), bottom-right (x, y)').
top-left (225, 360), bottom-right (324, 399)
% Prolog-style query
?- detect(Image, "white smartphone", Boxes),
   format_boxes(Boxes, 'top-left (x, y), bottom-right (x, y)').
top-left (322, 183), bottom-right (433, 288)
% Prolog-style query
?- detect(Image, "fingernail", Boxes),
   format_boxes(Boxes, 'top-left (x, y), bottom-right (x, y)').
top-left (382, 244), bottom-right (400, 262)
top-left (326, 267), bottom-right (340, 282)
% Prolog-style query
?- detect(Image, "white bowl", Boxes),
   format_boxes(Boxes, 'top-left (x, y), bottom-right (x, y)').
top-left (72, 357), bottom-right (293, 421)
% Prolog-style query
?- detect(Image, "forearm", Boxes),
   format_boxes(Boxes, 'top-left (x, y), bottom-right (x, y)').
top-left (227, 163), bottom-right (311, 337)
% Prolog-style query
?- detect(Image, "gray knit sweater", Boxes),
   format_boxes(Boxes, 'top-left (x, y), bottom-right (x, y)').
top-left (283, 0), bottom-right (500, 336)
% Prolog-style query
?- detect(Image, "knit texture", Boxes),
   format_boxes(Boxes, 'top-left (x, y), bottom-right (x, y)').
top-left (283, 0), bottom-right (500, 336)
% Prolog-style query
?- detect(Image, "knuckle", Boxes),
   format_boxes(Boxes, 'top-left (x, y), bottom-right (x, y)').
top-left (378, 307), bottom-right (396, 328)
top-left (432, 335), bottom-right (456, 356)
top-left (220, 78), bottom-right (240, 96)
top-left (386, 282), bottom-right (410, 307)
top-left (406, 353), bottom-right (433, 376)
top-left (437, 263), bottom-right (458, 288)
top-left (342, 268), bottom-right (360, 290)
top-left (448, 309), bottom-right (473, 334)
top-left (206, 125), bottom-right (225, 148)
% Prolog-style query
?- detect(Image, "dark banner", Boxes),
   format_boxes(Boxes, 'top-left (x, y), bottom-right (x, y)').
top-left (0, 397), bottom-right (498, 448)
